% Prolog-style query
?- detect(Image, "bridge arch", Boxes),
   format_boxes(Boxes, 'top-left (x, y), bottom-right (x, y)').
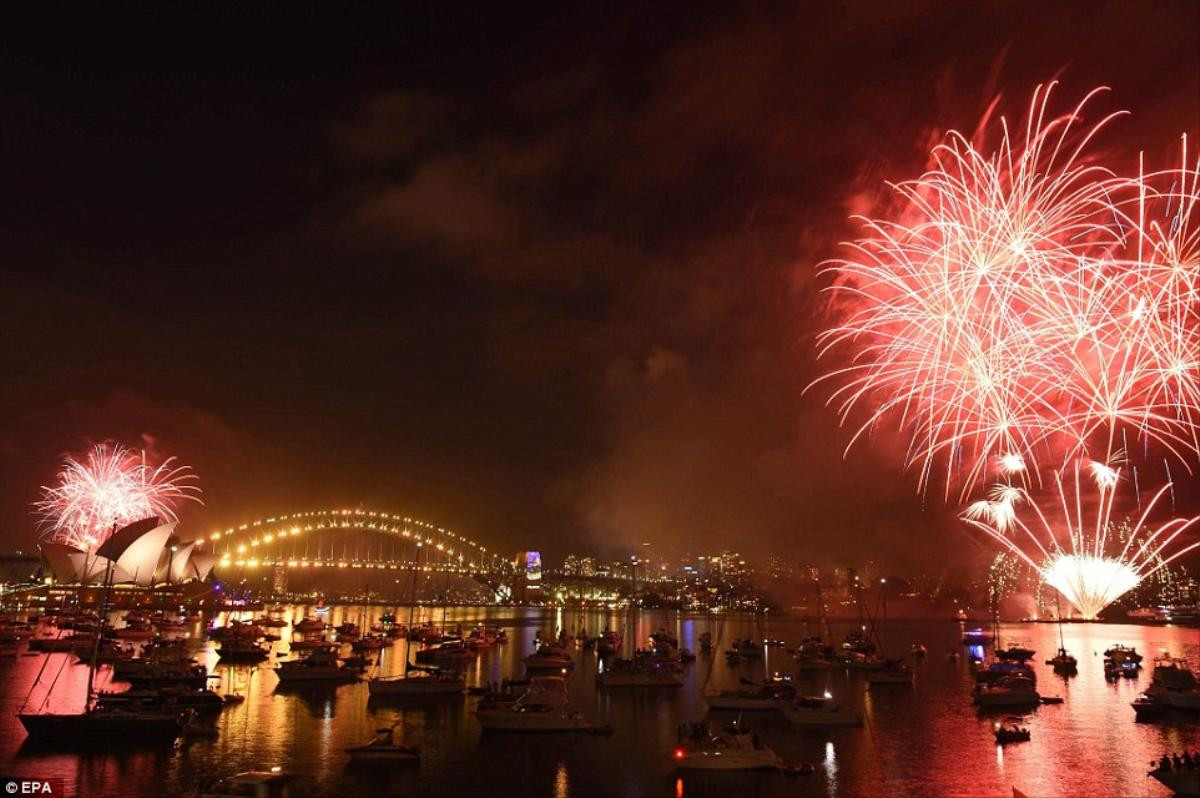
top-left (194, 508), bottom-right (511, 576)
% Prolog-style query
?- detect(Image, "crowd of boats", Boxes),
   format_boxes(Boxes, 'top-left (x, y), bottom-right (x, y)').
top-left (4, 603), bottom-right (1200, 792)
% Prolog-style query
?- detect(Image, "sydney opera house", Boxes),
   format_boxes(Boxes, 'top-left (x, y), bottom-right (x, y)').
top-left (38, 517), bottom-right (216, 593)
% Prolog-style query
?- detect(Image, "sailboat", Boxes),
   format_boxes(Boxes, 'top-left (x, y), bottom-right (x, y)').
top-left (18, 520), bottom-right (190, 742)
top-left (1045, 593), bottom-right (1077, 674)
top-left (865, 582), bottom-right (912, 685)
top-left (368, 541), bottom-right (465, 697)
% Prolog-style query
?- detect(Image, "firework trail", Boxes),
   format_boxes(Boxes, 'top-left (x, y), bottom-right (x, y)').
top-left (962, 455), bottom-right (1200, 619)
top-left (815, 83), bottom-right (1200, 498)
top-left (816, 82), bottom-right (1200, 616)
top-left (34, 442), bottom-right (202, 551)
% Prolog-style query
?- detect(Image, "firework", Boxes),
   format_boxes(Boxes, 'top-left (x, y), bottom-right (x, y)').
top-left (815, 83), bottom-right (1200, 497)
top-left (815, 84), bottom-right (1200, 616)
top-left (961, 457), bottom-right (1200, 619)
top-left (34, 443), bottom-right (202, 551)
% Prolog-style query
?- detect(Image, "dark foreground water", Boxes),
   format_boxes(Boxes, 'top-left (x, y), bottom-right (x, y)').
top-left (1, 606), bottom-right (1198, 797)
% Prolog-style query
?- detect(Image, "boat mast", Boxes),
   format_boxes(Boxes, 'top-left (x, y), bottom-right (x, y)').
top-left (84, 544), bottom-right (118, 711)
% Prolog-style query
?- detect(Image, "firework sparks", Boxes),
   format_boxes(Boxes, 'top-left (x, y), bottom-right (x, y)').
top-left (34, 443), bottom-right (202, 551)
top-left (960, 459), bottom-right (1200, 619)
top-left (814, 83), bottom-right (1200, 497)
top-left (815, 84), bottom-right (1200, 616)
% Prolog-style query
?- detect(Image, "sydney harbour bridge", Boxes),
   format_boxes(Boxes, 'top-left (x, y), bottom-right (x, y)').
top-left (192, 508), bottom-right (517, 600)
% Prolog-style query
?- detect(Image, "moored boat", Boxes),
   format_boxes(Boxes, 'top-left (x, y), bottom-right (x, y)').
top-left (780, 691), bottom-right (863, 726)
top-left (670, 721), bottom-right (783, 770)
top-left (475, 676), bottom-right (590, 732)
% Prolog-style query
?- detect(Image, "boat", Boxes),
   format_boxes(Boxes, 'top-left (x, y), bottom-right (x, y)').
top-left (779, 691), bottom-right (863, 726)
top-left (415, 637), bottom-right (475, 665)
top-left (699, 632), bottom-right (713, 652)
top-left (974, 675), bottom-right (1040, 708)
top-left (275, 646), bottom-right (359, 683)
top-left (597, 657), bottom-right (683, 687)
top-left (1146, 656), bottom-right (1200, 710)
top-left (18, 706), bottom-right (189, 742)
top-left (867, 659), bottom-right (913, 685)
top-left (292, 616), bottom-right (325, 634)
top-left (705, 683), bottom-right (794, 711)
top-left (911, 643), bottom-right (927, 657)
top-left (254, 615), bottom-right (287, 629)
top-left (671, 721), bottom-right (783, 771)
top-left (596, 629), bottom-right (622, 657)
top-left (17, 541), bottom-right (190, 744)
top-left (200, 770), bottom-right (298, 798)
top-left (1046, 648), bottom-right (1077, 674)
top-left (996, 645), bottom-right (1036, 662)
top-left (1131, 693), bottom-right (1169, 721)
top-left (961, 628), bottom-right (992, 645)
top-left (837, 651), bottom-right (885, 670)
top-left (1104, 644), bottom-right (1143, 665)
top-left (994, 722), bottom-right (1031, 744)
top-left (1150, 756), bottom-right (1200, 796)
top-left (475, 676), bottom-right (591, 732)
top-left (218, 638), bottom-right (271, 663)
top-left (975, 660), bottom-right (1036, 685)
top-left (351, 634), bottom-right (389, 652)
top-left (524, 645), bottom-right (574, 671)
top-left (344, 724), bottom-right (419, 762)
top-left (368, 665), bottom-right (465, 696)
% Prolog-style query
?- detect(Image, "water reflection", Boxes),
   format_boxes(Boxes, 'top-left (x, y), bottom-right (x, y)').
top-left (0, 609), bottom-right (1197, 796)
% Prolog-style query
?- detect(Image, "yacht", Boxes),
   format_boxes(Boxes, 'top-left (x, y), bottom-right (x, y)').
top-left (218, 638), bottom-right (271, 663)
top-left (368, 665), bottom-right (466, 696)
top-left (779, 691), bottom-right (863, 725)
top-left (1147, 656), bottom-right (1200, 710)
top-left (973, 675), bottom-right (1040, 708)
top-left (867, 659), bottom-right (913, 685)
top-left (1104, 645), bottom-right (1144, 666)
top-left (344, 725), bottom-right (420, 762)
top-left (1046, 648), bottom-right (1077, 673)
top-left (597, 657), bottom-right (683, 688)
top-left (275, 646), bottom-right (359, 683)
top-left (671, 721), bottom-right (783, 770)
top-left (524, 645), bottom-right (574, 671)
top-left (996, 645), bottom-right (1035, 662)
top-left (475, 676), bottom-right (591, 732)
top-left (293, 616), bottom-right (325, 632)
top-left (415, 637), bottom-right (474, 665)
top-left (838, 651), bottom-right (885, 671)
top-left (200, 770), bottom-right (297, 798)
top-left (18, 704), bottom-right (189, 742)
top-left (705, 683), bottom-right (794, 711)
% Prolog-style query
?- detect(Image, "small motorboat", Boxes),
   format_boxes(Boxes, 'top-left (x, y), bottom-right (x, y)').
top-left (200, 769), bottom-right (297, 798)
top-left (994, 723), bottom-right (1030, 745)
top-left (344, 725), bottom-right (419, 762)
top-left (779, 691), bottom-right (863, 726)
top-left (996, 645), bottom-right (1036, 662)
top-left (671, 721), bottom-right (784, 771)
top-left (1131, 694), bottom-right (1168, 721)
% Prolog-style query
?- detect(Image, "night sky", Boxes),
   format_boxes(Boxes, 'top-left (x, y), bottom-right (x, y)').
top-left (2, 2), bottom-right (1198, 576)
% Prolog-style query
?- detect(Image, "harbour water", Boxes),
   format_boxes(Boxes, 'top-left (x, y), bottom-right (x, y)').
top-left (1, 606), bottom-right (1198, 797)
